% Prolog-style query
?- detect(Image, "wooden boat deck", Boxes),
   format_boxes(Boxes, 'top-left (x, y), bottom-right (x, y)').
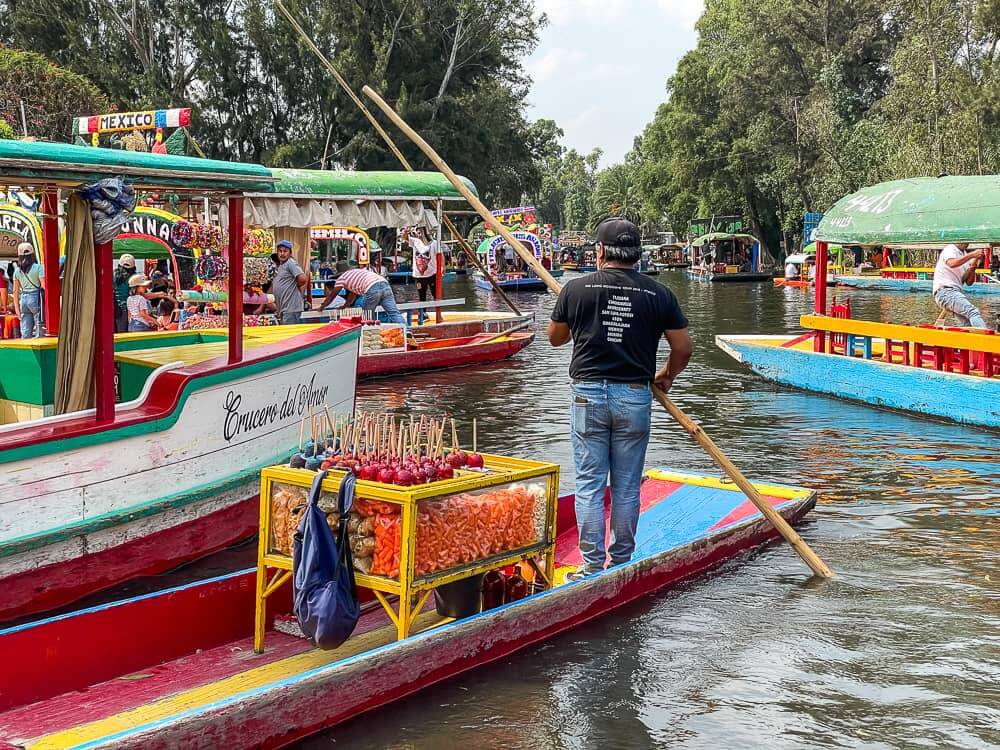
top-left (0, 470), bottom-right (813, 749)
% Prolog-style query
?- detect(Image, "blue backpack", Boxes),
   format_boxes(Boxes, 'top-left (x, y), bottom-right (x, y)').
top-left (292, 471), bottom-right (360, 649)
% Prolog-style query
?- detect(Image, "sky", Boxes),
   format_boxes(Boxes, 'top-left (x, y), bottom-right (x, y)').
top-left (524, 0), bottom-right (704, 167)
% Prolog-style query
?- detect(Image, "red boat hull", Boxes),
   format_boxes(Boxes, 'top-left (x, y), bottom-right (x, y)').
top-left (358, 332), bottom-right (533, 378)
top-left (0, 478), bottom-right (815, 749)
top-left (0, 494), bottom-right (259, 625)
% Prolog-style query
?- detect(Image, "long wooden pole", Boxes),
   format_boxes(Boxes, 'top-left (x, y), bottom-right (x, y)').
top-left (651, 387), bottom-right (834, 577)
top-left (364, 86), bottom-right (562, 292)
top-left (363, 84), bottom-right (834, 579)
top-left (274, 0), bottom-right (522, 316)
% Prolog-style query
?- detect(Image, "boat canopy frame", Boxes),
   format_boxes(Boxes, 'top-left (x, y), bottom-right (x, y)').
top-left (0, 139), bottom-right (477, 425)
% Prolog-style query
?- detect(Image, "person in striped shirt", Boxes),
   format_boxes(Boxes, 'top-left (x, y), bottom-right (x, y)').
top-left (330, 263), bottom-right (404, 323)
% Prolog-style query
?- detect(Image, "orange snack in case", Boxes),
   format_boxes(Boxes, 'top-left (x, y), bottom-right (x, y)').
top-left (369, 486), bottom-right (540, 579)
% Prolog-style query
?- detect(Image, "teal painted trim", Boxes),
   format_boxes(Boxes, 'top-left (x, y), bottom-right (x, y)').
top-left (718, 336), bottom-right (1000, 429)
top-left (0, 450), bottom-right (282, 560)
top-left (0, 328), bottom-right (359, 463)
top-left (834, 276), bottom-right (1000, 296)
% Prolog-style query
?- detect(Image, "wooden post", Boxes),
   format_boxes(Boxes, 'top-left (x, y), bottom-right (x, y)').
top-left (814, 240), bottom-right (828, 353)
top-left (362, 86), bottom-right (835, 579)
top-left (227, 196), bottom-right (244, 364)
top-left (41, 191), bottom-right (61, 336)
top-left (94, 240), bottom-right (116, 423)
top-left (435, 199), bottom-right (443, 324)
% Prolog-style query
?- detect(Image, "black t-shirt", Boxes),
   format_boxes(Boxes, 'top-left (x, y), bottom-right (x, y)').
top-left (550, 268), bottom-right (688, 383)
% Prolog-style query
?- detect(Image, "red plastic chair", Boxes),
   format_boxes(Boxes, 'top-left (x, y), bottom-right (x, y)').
top-left (828, 297), bottom-right (851, 355)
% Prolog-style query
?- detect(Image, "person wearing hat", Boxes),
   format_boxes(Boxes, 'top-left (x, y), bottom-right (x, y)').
top-left (547, 217), bottom-right (692, 579)
top-left (329, 261), bottom-right (404, 323)
top-left (126, 274), bottom-right (162, 332)
top-left (273, 239), bottom-right (309, 324)
top-left (13, 242), bottom-right (45, 339)
top-left (114, 253), bottom-right (137, 332)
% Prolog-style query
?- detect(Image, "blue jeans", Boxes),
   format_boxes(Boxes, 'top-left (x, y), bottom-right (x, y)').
top-left (570, 381), bottom-right (652, 574)
top-left (363, 282), bottom-right (404, 324)
top-left (933, 287), bottom-right (987, 328)
top-left (281, 310), bottom-right (303, 325)
top-left (18, 292), bottom-right (42, 338)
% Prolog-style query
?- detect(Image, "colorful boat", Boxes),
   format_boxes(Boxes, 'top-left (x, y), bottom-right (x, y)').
top-left (0, 469), bottom-right (815, 749)
top-left (0, 140), bottom-right (478, 623)
top-left (473, 230), bottom-right (556, 291)
top-left (359, 329), bottom-right (534, 378)
top-left (687, 232), bottom-right (772, 282)
top-left (717, 176), bottom-right (1000, 429)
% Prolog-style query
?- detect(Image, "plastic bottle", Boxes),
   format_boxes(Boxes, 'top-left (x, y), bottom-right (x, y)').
top-left (482, 570), bottom-right (505, 610)
top-left (504, 566), bottom-right (528, 602)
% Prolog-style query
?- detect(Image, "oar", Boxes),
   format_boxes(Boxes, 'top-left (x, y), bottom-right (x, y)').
top-left (274, 0), bottom-right (522, 318)
top-left (361, 84), bottom-right (834, 579)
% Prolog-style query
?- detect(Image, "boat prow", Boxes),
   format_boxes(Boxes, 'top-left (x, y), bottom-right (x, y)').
top-left (0, 469), bottom-right (816, 749)
top-left (717, 332), bottom-right (1000, 429)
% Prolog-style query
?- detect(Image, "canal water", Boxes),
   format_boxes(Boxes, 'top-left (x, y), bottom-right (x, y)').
top-left (300, 273), bottom-right (998, 749)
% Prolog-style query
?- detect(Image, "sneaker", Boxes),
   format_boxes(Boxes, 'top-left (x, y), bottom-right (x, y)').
top-left (566, 568), bottom-right (595, 582)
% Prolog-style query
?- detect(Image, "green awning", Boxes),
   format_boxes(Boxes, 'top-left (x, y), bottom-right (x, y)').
top-left (267, 169), bottom-right (476, 200)
top-left (816, 176), bottom-right (1000, 246)
top-left (0, 138), bottom-right (274, 192)
top-left (691, 232), bottom-right (757, 247)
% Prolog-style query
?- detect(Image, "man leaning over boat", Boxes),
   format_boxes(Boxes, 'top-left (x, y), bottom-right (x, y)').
top-left (547, 218), bottom-right (693, 580)
top-left (932, 244), bottom-right (988, 328)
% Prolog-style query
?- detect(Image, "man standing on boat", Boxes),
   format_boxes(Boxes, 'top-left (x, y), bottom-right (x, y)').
top-left (547, 218), bottom-right (693, 579)
top-left (273, 239), bottom-right (309, 325)
top-left (932, 244), bottom-right (987, 328)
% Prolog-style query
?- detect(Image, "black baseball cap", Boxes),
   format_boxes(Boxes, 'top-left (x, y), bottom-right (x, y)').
top-left (596, 217), bottom-right (641, 248)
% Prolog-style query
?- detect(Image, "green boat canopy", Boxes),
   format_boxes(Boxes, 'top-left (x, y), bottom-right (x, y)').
top-left (0, 138), bottom-right (480, 229)
top-left (815, 176), bottom-right (1000, 246)
top-left (267, 169), bottom-right (476, 201)
top-left (0, 138), bottom-right (274, 192)
top-left (691, 232), bottom-right (757, 247)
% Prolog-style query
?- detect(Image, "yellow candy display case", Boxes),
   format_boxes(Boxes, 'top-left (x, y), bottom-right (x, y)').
top-left (254, 454), bottom-right (560, 651)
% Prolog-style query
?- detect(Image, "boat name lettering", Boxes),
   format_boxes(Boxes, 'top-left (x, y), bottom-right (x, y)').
top-left (843, 189), bottom-right (902, 215)
top-left (223, 374), bottom-right (329, 442)
top-left (0, 211), bottom-right (32, 242)
top-left (99, 112), bottom-right (155, 132)
top-left (119, 214), bottom-right (173, 244)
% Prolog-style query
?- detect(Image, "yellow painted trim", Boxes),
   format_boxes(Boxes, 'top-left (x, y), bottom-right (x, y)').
top-left (644, 469), bottom-right (811, 500)
top-left (800, 314), bottom-right (1000, 354)
top-left (27, 611), bottom-right (449, 750)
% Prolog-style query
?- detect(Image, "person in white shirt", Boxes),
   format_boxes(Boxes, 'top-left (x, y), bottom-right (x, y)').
top-left (784, 261), bottom-right (800, 280)
top-left (932, 244), bottom-right (987, 328)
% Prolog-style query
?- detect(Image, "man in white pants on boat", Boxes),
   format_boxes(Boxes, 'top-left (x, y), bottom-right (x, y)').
top-left (932, 244), bottom-right (987, 328)
top-left (548, 218), bottom-right (692, 580)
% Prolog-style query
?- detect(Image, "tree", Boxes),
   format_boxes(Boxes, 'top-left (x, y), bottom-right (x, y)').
top-left (589, 163), bottom-right (643, 227)
top-left (0, 0), bottom-right (551, 205)
top-left (0, 48), bottom-right (110, 141)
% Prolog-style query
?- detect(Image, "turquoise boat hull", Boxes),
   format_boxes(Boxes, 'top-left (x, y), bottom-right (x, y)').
top-left (716, 334), bottom-right (1000, 429)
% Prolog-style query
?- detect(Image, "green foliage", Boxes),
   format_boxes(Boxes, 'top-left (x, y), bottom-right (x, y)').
top-left (589, 163), bottom-right (642, 228)
top-left (0, 47), bottom-right (109, 141)
top-left (631, 0), bottom-right (1000, 256)
top-left (0, 0), bottom-right (550, 204)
